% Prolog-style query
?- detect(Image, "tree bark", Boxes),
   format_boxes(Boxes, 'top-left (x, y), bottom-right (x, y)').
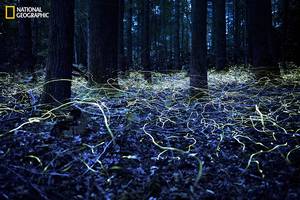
top-left (233, 0), bottom-right (241, 64)
top-left (282, 0), bottom-right (300, 66)
top-left (174, 0), bottom-right (181, 70)
top-left (74, 0), bottom-right (88, 66)
top-left (118, 0), bottom-right (126, 74)
top-left (214, 0), bottom-right (226, 70)
top-left (137, 0), bottom-right (143, 68)
top-left (17, 0), bottom-right (35, 72)
top-left (247, 0), bottom-right (280, 77)
top-left (180, 1), bottom-right (185, 66)
top-left (43, 0), bottom-right (75, 104)
top-left (126, 0), bottom-right (133, 70)
top-left (0, 7), bottom-right (8, 65)
top-left (88, 0), bottom-right (119, 85)
top-left (190, 0), bottom-right (208, 92)
top-left (280, 0), bottom-right (288, 68)
top-left (160, 0), bottom-right (168, 72)
top-left (141, 0), bottom-right (151, 82)
top-left (211, 0), bottom-right (216, 64)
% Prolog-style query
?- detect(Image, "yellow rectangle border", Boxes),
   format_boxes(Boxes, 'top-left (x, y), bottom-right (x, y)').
top-left (5, 6), bottom-right (15, 20)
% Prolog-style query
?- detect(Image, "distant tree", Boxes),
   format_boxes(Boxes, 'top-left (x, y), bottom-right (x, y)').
top-left (182, 0), bottom-right (192, 66)
top-left (88, 0), bottom-right (119, 85)
top-left (174, 0), bottom-right (181, 70)
top-left (159, 0), bottom-right (168, 72)
top-left (281, 0), bottom-right (300, 66)
top-left (119, 0), bottom-right (126, 74)
top-left (180, 0), bottom-right (186, 65)
top-left (233, 0), bottom-right (242, 64)
top-left (17, 0), bottom-right (35, 72)
top-left (211, 0), bottom-right (216, 62)
top-left (137, 0), bottom-right (143, 68)
top-left (43, 0), bottom-right (75, 104)
top-left (247, 0), bottom-right (280, 77)
top-left (152, 1), bottom-right (160, 71)
top-left (126, 0), bottom-right (133, 70)
top-left (190, 0), bottom-right (208, 92)
top-left (0, 7), bottom-right (8, 65)
top-left (279, 0), bottom-right (289, 68)
top-left (141, 0), bottom-right (151, 82)
top-left (74, 0), bottom-right (88, 66)
top-left (214, 0), bottom-right (226, 70)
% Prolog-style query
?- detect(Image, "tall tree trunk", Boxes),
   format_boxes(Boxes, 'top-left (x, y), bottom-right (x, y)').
top-left (282, 0), bottom-right (300, 66)
top-left (0, 33), bottom-right (6, 64)
top-left (182, 0), bottom-right (190, 67)
top-left (245, 2), bottom-right (252, 65)
top-left (160, 0), bottom-right (168, 72)
top-left (32, 19), bottom-right (39, 60)
top-left (211, 0), bottom-right (216, 64)
top-left (43, 0), bottom-right (75, 104)
top-left (191, 0), bottom-right (208, 92)
top-left (119, 0), bottom-right (126, 74)
top-left (174, 0), bottom-right (181, 70)
top-left (180, 1), bottom-right (185, 66)
top-left (280, 0), bottom-right (288, 68)
top-left (247, 0), bottom-right (280, 77)
top-left (169, 24), bottom-right (173, 70)
top-left (88, 0), bottom-right (119, 85)
top-left (214, 0), bottom-right (226, 70)
top-left (233, 0), bottom-right (241, 64)
top-left (153, 8), bottom-right (159, 71)
top-left (137, 0), bottom-right (143, 68)
top-left (0, 7), bottom-right (8, 65)
top-left (126, 0), bottom-right (133, 70)
top-left (17, 0), bottom-right (35, 72)
top-left (74, 0), bottom-right (88, 66)
top-left (74, 36), bottom-right (78, 64)
top-left (141, 0), bottom-right (151, 82)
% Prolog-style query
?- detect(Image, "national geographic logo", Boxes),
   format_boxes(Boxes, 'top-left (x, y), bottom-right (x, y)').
top-left (4, 6), bottom-right (49, 20)
top-left (5, 6), bottom-right (15, 20)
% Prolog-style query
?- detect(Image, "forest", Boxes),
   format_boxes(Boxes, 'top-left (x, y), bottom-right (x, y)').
top-left (0, 0), bottom-right (300, 199)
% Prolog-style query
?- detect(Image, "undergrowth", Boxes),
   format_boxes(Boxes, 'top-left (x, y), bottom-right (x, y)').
top-left (0, 66), bottom-right (300, 199)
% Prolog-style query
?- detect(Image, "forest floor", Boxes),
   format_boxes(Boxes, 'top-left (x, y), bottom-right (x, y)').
top-left (0, 66), bottom-right (300, 200)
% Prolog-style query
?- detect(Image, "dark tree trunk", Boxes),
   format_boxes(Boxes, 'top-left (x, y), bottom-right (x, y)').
top-left (289, 0), bottom-right (300, 66)
top-left (17, 0), bottom-right (35, 72)
top-left (74, 0), bottom-right (88, 66)
top-left (32, 19), bottom-right (39, 60)
top-left (119, 0), bottom-right (126, 74)
top-left (88, 0), bottom-right (119, 84)
top-left (282, 0), bottom-right (300, 66)
top-left (247, 0), bottom-right (280, 77)
top-left (211, 0), bottom-right (216, 64)
top-left (280, 0), bottom-right (288, 68)
top-left (137, 1), bottom-right (143, 68)
top-left (245, 3), bottom-right (252, 65)
top-left (150, 3), bottom-right (158, 71)
top-left (214, 0), bottom-right (226, 70)
top-left (141, 0), bottom-right (151, 82)
top-left (180, 1), bottom-right (185, 66)
top-left (74, 34), bottom-right (78, 64)
top-left (174, 0), bottom-right (181, 70)
top-left (0, 34), bottom-right (6, 65)
top-left (169, 24), bottom-right (174, 70)
top-left (233, 0), bottom-right (241, 64)
top-left (190, 0), bottom-right (208, 92)
top-left (153, 8), bottom-right (159, 71)
top-left (0, 8), bottom-right (8, 65)
top-left (43, 0), bottom-right (75, 104)
top-left (182, 0), bottom-right (191, 67)
top-left (160, 0), bottom-right (168, 72)
top-left (126, 0), bottom-right (133, 70)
